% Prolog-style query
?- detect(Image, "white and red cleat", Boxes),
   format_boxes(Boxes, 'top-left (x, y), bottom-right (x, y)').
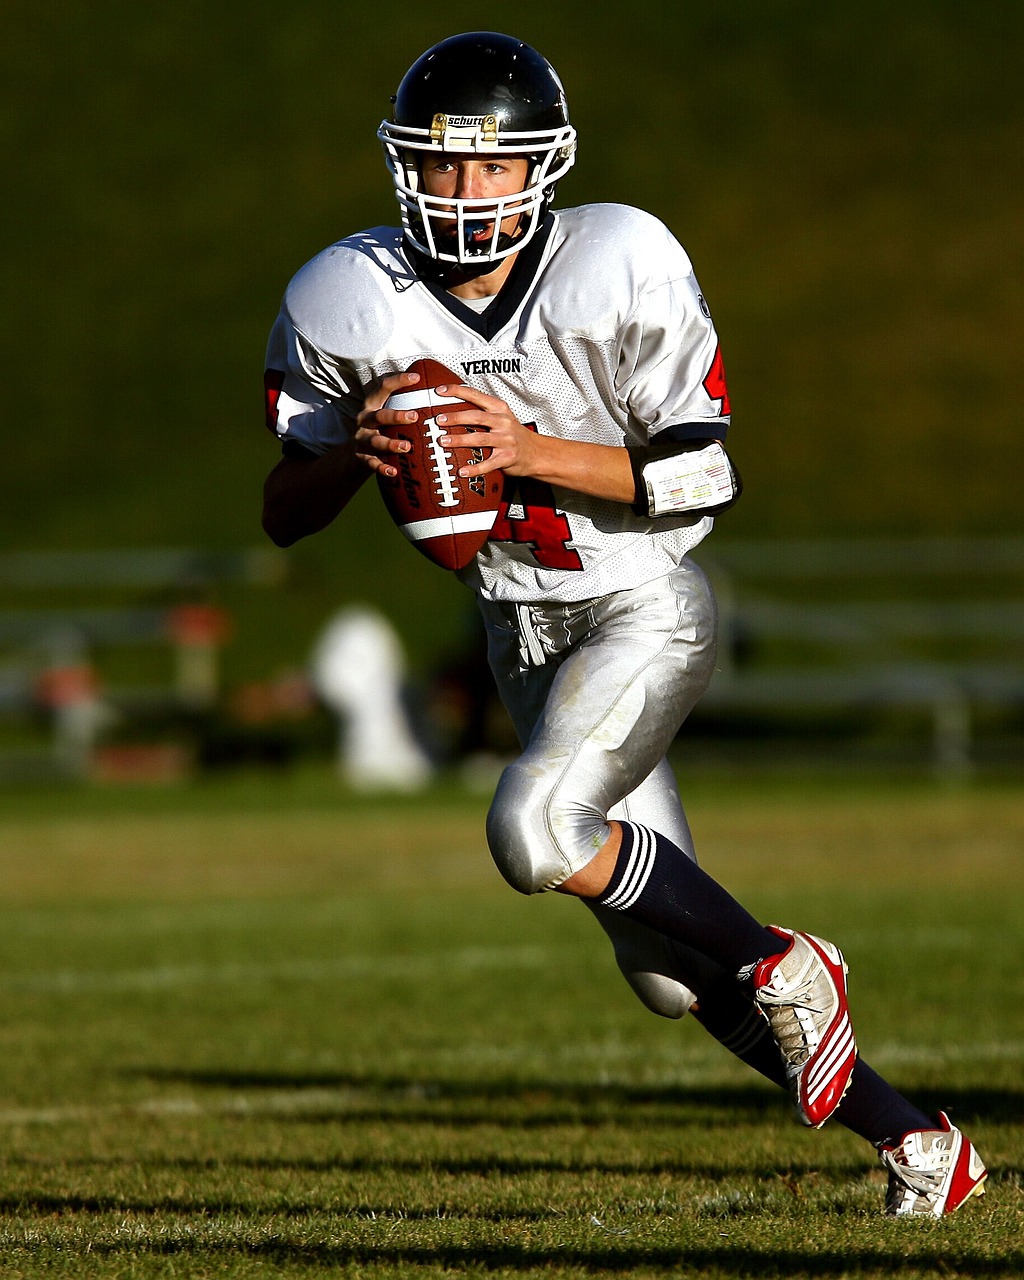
top-left (880, 1111), bottom-right (988, 1216)
top-left (752, 926), bottom-right (857, 1128)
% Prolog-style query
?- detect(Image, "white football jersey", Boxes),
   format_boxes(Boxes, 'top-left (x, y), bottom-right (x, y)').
top-left (265, 203), bottom-right (731, 605)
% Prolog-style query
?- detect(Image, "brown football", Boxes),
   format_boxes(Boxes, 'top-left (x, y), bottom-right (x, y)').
top-left (376, 359), bottom-right (505, 571)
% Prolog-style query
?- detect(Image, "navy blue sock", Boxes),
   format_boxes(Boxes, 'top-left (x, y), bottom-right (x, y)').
top-left (835, 1060), bottom-right (933, 1146)
top-left (690, 970), bottom-right (932, 1145)
top-left (598, 822), bottom-right (783, 975)
top-left (690, 973), bottom-right (787, 1087)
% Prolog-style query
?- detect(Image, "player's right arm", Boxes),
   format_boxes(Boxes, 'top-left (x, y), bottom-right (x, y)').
top-left (262, 371), bottom-right (419, 547)
top-left (262, 442), bottom-right (367, 548)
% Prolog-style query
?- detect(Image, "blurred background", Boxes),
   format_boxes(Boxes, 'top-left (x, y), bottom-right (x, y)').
top-left (3, 0), bottom-right (1022, 786)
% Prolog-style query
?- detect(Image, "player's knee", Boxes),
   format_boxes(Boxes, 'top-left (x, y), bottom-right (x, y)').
top-left (486, 759), bottom-right (601, 895)
top-left (604, 926), bottom-right (697, 1018)
top-left (587, 902), bottom-right (700, 1018)
top-left (620, 969), bottom-right (697, 1020)
top-left (485, 769), bottom-right (558, 894)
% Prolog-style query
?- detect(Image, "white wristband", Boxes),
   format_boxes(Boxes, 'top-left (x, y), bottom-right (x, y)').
top-left (640, 441), bottom-right (738, 516)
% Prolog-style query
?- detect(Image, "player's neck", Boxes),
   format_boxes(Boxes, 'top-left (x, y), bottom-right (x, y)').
top-left (444, 251), bottom-right (519, 300)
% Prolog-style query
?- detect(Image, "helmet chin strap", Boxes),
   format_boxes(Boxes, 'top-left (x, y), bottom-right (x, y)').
top-left (404, 241), bottom-right (500, 285)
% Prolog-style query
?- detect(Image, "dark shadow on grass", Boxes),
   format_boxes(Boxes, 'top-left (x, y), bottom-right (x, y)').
top-left (0, 1154), bottom-right (877, 1177)
top-left (14, 1155), bottom-right (1023, 1184)
top-left (127, 1069), bottom-right (1024, 1126)
top-left (0, 1192), bottom-right (555, 1221)
top-left (23, 1239), bottom-right (1024, 1276)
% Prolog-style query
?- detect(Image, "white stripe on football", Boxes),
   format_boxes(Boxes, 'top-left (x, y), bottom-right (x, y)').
top-left (376, 358), bottom-right (506, 571)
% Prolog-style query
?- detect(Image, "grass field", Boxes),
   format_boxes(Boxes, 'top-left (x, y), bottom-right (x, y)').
top-left (0, 768), bottom-right (1021, 1277)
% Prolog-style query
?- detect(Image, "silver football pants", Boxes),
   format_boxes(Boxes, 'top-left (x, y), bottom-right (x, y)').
top-left (480, 558), bottom-right (720, 1019)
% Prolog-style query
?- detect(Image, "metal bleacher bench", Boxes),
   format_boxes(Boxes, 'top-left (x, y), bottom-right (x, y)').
top-left (0, 547), bottom-right (283, 671)
top-left (0, 547), bottom-right (284, 778)
top-left (692, 537), bottom-right (1024, 776)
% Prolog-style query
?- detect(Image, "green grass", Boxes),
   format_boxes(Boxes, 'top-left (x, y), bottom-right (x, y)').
top-left (0, 771), bottom-right (1021, 1276)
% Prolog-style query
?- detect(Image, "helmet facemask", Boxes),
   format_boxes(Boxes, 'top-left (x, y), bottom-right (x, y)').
top-left (380, 114), bottom-right (576, 265)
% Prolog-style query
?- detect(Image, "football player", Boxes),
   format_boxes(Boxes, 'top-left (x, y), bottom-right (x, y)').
top-left (262, 32), bottom-right (986, 1216)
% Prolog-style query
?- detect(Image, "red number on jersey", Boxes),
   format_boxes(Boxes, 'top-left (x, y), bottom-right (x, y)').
top-left (703, 344), bottom-right (731, 416)
top-left (489, 423), bottom-right (583, 571)
top-left (491, 478), bottom-right (584, 570)
top-left (264, 368), bottom-right (285, 433)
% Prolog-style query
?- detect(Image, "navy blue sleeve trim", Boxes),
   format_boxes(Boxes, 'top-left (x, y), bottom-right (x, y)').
top-left (653, 421), bottom-right (728, 443)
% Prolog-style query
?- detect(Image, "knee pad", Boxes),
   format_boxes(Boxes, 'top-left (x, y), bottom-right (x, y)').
top-left (601, 918), bottom-right (698, 1019)
top-left (621, 967), bottom-right (698, 1020)
top-left (585, 901), bottom-right (717, 1020)
top-left (486, 758), bottom-right (607, 894)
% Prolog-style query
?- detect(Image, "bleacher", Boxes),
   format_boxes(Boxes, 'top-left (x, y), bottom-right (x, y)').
top-left (693, 537), bottom-right (1024, 778)
top-left (0, 548), bottom-right (284, 780)
top-left (1, 539), bottom-right (1021, 783)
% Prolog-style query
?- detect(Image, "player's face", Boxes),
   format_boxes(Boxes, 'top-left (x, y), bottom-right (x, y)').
top-left (419, 154), bottom-right (531, 248)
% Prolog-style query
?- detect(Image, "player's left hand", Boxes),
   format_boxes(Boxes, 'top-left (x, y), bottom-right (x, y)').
top-left (435, 384), bottom-right (541, 479)
top-left (353, 370), bottom-right (421, 478)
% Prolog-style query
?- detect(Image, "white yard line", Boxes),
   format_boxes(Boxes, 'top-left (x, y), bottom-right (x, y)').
top-left (3, 944), bottom-right (551, 994)
top-left (0, 1090), bottom-right (368, 1126)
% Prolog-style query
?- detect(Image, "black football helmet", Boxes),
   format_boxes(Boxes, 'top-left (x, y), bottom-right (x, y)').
top-left (378, 32), bottom-right (577, 265)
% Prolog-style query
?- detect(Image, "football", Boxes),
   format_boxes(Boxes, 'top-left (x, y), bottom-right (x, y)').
top-left (375, 358), bottom-right (505, 571)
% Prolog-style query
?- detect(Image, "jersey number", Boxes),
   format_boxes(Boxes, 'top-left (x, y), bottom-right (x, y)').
top-left (703, 344), bottom-right (731, 416)
top-left (264, 368), bottom-right (285, 433)
top-left (490, 423), bottom-right (583, 571)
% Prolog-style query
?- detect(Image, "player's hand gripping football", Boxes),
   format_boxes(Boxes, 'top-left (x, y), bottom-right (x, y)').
top-left (436, 382), bottom-right (637, 504)
top-left (353, 371), bottom-right (420, 478)
top-left (434, 384), bottom-right (542, 480)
